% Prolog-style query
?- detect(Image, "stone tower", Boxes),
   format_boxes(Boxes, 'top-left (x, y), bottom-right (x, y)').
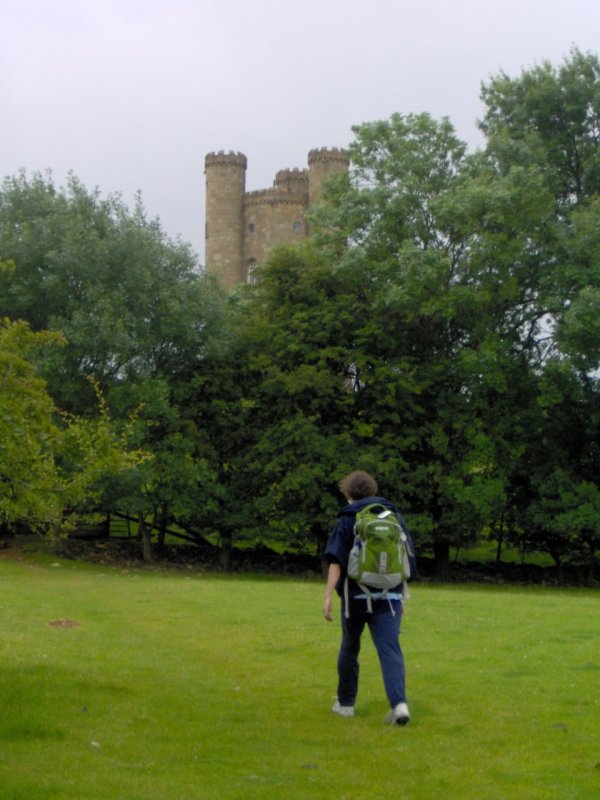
top-left (204, 151), bottom-right (248, 290)
top-left (307, 147), bottom-right (351, 207)
top-left (204, 147), bottom-right (349, 289)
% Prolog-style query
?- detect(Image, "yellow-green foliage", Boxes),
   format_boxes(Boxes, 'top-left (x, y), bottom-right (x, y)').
top-left (0, 319), bottom-right (66, 530)
top-left (0, 319), bottom-right (145, 534)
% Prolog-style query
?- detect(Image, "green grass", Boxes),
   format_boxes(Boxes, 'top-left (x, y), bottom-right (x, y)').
top-left (452, 541), bottom-right (556, 567)
top-left (0, 553), bottom-right (598, 799)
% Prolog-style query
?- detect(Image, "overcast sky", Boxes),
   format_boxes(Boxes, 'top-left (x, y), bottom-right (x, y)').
top-left (2, 0), bottom-right (599, 263)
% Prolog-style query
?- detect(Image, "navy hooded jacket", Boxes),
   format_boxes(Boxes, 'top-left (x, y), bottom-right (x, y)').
top-left (325, 496), bottom-right (416, 598)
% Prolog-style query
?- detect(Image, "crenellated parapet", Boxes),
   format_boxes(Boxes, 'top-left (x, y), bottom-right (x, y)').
top-left (275, 168), bottom-right (309, 193)
top-left (244, 187), bottom-right (308, 208)
top-left (205, 150), bottom-right (248, 169)
top-left (307, 147), bottom-right (350, 166)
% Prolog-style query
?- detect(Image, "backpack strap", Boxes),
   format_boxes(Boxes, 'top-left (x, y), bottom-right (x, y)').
top-left (344, 576), bottom-right (350, 619)
top-left (359, 503), bottom-right (388, 517)
top-left (344, 579), bottom-right (397, 618)
top-left (358, 582), bottom-right (374, 614)
top-left (358, 583), bottom-right (397, 617)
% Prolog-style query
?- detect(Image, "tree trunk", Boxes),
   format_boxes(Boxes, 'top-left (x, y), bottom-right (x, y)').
top-left (320, 554), bottom-right (329, 579)
top-left (433, 540), bottom-right (451, 580)
top-left (550, 552), bottom-right (563, 585)
top-left (219, 533), bottom-right (232, 570)
top-left (494, 514), bottom-right (505, 563)
top-left (588, 560), bottom-right (596, 585)
top-left (138, 513), bottom-right (153, 563)
top-left (314, 528), bottom-right (328, 577)
top-left (157, 515), bottom-right (167, 549)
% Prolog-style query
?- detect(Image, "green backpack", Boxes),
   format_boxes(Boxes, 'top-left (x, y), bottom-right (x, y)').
top-left (347, 503), bottom-right (412, 593)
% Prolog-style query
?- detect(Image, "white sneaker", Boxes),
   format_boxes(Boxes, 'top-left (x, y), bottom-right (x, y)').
top-left (385, 702), bottom-right (410, 725)
top-left (332, 701), bottom-right (354, 718)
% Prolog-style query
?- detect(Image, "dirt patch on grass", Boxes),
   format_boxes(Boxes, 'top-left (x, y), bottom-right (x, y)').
top-left (48, 619), bottom-right (80, 629)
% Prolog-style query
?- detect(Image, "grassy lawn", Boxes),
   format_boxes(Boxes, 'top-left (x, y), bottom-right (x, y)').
top-left (0, 552), bottom-right (598, 800)
top-left (451, 541), bottom-right (556, 567)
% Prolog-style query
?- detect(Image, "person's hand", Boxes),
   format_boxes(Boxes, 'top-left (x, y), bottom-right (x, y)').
top-left (323, 593), bottom-right (333, 621)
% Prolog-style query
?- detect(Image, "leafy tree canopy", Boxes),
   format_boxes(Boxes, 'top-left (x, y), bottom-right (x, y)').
top-left (0, 171), bottom-right (223, 414)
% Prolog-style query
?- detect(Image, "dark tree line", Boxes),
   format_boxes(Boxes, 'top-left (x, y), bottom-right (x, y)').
top-left (1, 50), bottom-right (599, 579)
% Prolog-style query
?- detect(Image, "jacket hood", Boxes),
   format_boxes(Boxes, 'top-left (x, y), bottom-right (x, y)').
top-left (337, 496), bottom-right (396, 517)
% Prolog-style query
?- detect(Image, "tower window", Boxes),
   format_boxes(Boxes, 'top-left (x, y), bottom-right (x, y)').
top-left (292, 221), bottom-right (303, 232)
top-left (247, 259), bottom-right (258, 285)
top-left (248, 223), bottom-right (255, 234)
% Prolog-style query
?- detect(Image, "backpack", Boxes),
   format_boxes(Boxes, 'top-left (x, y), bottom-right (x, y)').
top-left (346, 503), bottom-right (412, 614)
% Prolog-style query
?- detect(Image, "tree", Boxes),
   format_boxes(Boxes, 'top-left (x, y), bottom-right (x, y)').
top-left (0, 318), bottom-right (141, 535)
top-left (305, 113), bottom-right (559, 574)
top-left (230, 247), bottom-right (359, 561)
top-left (480, 49), bottom-right (600, 372)
top-left (502, 361), bottom-right (600, 579)
top-left (479, 49), bottom-right (600, 574)
top-left (480, 48), bottom-right (600, 204)
top-left (0, 172), bottom-right (229, 557)
top-left (294, 61), bottom-right (600, 576)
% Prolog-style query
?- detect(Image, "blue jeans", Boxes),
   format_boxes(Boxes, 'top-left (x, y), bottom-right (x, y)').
top-left (337, 597), bottom-right (406, 708)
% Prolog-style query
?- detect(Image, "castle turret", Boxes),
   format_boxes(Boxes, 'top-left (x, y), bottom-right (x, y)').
top-left (307, 147), bottom-right (350, 208)
top-left (274, 168), bottom-right (309, 197)
top-left (204, 151), bottom-right (247, 289)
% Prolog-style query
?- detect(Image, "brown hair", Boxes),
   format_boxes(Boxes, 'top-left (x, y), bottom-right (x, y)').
top-left (339, 471), bottom-right (378, 501)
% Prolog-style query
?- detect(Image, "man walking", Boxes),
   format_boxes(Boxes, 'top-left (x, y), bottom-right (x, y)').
top-left (323, 470), bottom-right (416, 724)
